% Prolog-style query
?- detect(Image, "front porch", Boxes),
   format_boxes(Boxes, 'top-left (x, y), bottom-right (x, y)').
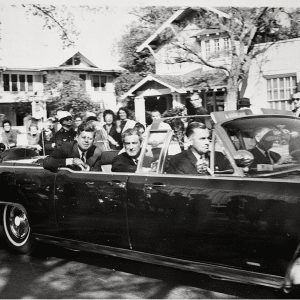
top-left (122, 72), bottom-right (228, 125)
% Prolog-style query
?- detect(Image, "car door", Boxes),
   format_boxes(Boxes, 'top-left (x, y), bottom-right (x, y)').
top-left (12, 162), bottom-right (58, 236)
top-left (55, 168), bottom-right (130, 248)
top-left (126, 128), bottom-right (300, 278)
top-left (127, 172), bottom-right (248, 267)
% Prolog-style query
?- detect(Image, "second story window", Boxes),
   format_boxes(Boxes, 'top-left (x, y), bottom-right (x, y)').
top-left (205, 40), bottom-right (210, 56)
top-left (214, 39), bottom-right (220, 53)
top-left (92, 75), bottom-right (100, 91)
top-left (3, 74), bottom-right (9, 91)
top-left (224, 38), bottom-right (229, 51)
top-left (3, 74), bottom-right (34, 92)
top-left (101, 76), bottom-right (107, 91)
top-left (27, 75), bottom-right (33, 92)
top-left (20, 75), bottom-right (25, 91)
top-left (92, 75), bottom-right (108, 92)
top-left (267, 76), bottom-right (297, 100)
top-left (11, 74), bottom-right (18, 91)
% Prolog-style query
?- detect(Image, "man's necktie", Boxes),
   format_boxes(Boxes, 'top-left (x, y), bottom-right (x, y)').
top-left (81, 153), bottom-right (86, 163)
top-left (265, 151), bottom-right (271, 164)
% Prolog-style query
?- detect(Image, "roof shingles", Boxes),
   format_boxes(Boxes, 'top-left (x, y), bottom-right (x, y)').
top-left (152, 68), bottom-right (227, 91)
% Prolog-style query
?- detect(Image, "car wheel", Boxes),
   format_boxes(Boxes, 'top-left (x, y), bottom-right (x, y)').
top-left (2, 204), bottom-right (35, 254)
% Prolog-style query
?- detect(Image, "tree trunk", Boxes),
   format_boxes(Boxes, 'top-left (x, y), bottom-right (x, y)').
top-left (224, 54), bottom-right (241, 111)
top-left (224, 76), bottom-right (239, 111)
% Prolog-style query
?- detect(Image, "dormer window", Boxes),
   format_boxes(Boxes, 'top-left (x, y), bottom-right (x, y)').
top-left (65, 56), bottom-right (81, 66)
top-left (66, 58), bottom-right (73, 65)
top-left (74, 56), bottom-right (81, 65)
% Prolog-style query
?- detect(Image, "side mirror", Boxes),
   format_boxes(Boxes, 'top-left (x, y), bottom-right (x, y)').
top-left (234, 150), bottom-right (254, 167)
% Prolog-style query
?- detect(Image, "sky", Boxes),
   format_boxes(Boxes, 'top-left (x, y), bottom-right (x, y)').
top-left (1, 0), bottom-right (300, 69)
top-left (1, 4), bottom-right (137, 69)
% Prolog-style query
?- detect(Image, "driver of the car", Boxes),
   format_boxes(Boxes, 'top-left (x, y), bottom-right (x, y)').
top-left (249, 127), bottom-right (281, 169)
top-left (43, 122), bottom-right (102, 172)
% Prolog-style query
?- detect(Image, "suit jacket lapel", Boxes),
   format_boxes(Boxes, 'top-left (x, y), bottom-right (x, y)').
top-left (187, 148), bottom-right (198, 165)
top-left (269, 151), bottom-right (280, 163)
top-left (72, 143), bottom-right (80, 159)
top-left (86, 145), bottom-right (101, 168)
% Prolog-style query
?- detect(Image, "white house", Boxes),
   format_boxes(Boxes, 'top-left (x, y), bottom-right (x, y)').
top-left (0, 50), bottom-right (123, 126)
top-left (244, 38), bottom-right (300, 113)
top-left (122, 7), bottom-right (300, 124)
top-left (121, 7), bottom-right (234, 124)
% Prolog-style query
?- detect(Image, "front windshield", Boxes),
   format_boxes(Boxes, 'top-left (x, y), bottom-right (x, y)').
top-left (222, 116), bottom-right (300, 174)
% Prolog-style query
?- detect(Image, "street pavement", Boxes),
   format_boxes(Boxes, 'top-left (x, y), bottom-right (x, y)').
top-left (0, 226), bottom-right (282, 299)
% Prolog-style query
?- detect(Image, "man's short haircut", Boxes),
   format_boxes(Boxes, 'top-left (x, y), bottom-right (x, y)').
top-left (103, 109), bottom-right (116, 121)
top-left (134, 122), bottom-right (145, 131)
top-left (151, 109), bottom-right (160, 114)
top-left (77, 122), bottom-right (96, 137)
top-left (253, 127), bottom-right (274, 142)
top-left (185, 122), bottom-right (207, 138)
top-left (122, 128), bottom-right (143, 144)
top-left (85, 116), bottom-right (98, 123)
top-left (2, 119), bottom-right (11, 127)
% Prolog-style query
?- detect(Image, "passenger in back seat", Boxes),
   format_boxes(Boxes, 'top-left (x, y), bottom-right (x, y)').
top-left (43, 122), bottom-right (102, 172)
top-left (112, 128), bottom-right (152, 173)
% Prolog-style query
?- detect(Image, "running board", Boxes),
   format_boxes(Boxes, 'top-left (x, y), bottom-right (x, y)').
top-left (35, 234), bottom-right (284, 289)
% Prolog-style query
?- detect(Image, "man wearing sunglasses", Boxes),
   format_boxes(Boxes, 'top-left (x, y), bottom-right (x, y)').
top-left (292, 92), bottom-right (300, 117)
top-left (54, 111), bottom-right (76, 148)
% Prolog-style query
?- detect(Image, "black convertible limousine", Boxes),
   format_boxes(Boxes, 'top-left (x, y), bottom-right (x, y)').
top-left (1, 109), bottom-right (300, 294)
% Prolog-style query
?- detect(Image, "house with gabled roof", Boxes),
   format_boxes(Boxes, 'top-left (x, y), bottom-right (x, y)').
top-left (0, 50), bottom-right (123, 126)
top-left (122, 6), bottom-right (300, 124)
top-left (121, 7), bottom-right (231, 124)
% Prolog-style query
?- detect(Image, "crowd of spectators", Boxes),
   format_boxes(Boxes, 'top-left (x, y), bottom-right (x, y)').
top-left (0, 92), bottom-right (210, 163)
top-left (0, 107), bottom-right (141, 156)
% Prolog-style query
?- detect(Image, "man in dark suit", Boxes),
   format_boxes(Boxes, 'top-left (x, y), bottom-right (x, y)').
top-left (249, 127), bottom-right (281, 169)
top-left (188, 92), bottom-right (211, 128)
top-left (167, 122), bottom-right (232, 175)
top-left (168, 122), bottom-right (208, 175)
top-left (43, 122), bottom-right (102, 172)
top-left (112, 128), bottom-right (151, 173)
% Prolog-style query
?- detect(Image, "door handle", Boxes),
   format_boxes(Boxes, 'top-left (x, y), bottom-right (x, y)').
top-left (85, 182), bottom-right (95, 185)
top-left (145, 183), bottom-right (166, 190)
top-left (145, 183), bottom-right (166, 187)
top-left (108, 180), bottom-right (126, 188)
top-left (108, 180), bottom-right (121, 185)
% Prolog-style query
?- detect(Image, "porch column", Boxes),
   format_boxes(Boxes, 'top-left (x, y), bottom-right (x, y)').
top-left (165, 94), bottom-right (173, 110)
top-left (134, 96), bottom-right (146, 125)
top-left (31, 96), bottom-right (47, 121)
top-left (171, 92), bottom-right (180, 108)
top-left (212, 89), bottom-right (217, 111)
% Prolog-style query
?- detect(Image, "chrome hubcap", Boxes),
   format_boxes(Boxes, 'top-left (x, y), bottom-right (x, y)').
top-left (9, 207), bottom-right (29, 240)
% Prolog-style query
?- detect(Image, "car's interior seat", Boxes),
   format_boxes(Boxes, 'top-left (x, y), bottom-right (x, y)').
top-left (100, 150), bottom-right (119, 172)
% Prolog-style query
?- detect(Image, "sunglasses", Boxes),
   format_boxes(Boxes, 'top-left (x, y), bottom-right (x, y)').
top-left (64, 117), bottom-right (73, 121)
